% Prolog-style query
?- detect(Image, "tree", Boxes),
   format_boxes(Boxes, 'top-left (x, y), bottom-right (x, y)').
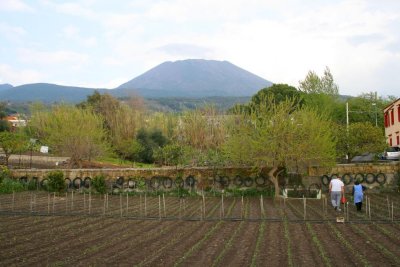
top-left (0, 131), bottom-right (27, 166)
top-left (223, 95), bottom-right (336, 197)
top-left (0, 102), bottom-right (10, 132)
top-left (334, 122), bottom-right (386, 161)
top-left (299, 67), bottom-right (339, 117)
top-left (28, 104), bottom-right (109, 168)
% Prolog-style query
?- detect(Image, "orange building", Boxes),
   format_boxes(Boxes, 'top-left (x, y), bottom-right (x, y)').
top-left (384, 98), bottom-right (400, 147)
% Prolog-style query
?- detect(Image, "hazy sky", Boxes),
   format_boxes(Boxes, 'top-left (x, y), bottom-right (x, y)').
top-left (1, 0), bottom-right (399, 97)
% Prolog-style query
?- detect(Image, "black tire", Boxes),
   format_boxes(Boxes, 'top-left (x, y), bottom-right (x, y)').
top-left (19, 176), bottom-right (28, 184)
top-left (116, 176), bottom-right (124, 186)
top-left (321, 175), bottom-right (330, 186)
top-left (185, 175), bottom-right (196, 187)
top-left (243, 177), bottom-right (253, 187)
top-left (375, 173), bottom-right (387, 185)
top-left (65, 178), bottom-right (72, 188)
top-left (150, 176), bottom-right (161, 189)
top-left (365, 173), bottom-right (375, 184)
top-left (354, 173), bottom-right (364, 183)
top-left (73, 177), bottom-right (82, 189)
top-left (175, 177), bottom-right (184, 188)
top-left (214, 176), bottom-right (230, 187)
top-left (342, 173), bottom-right (353, 185)
top-left (163, 177), bottom-right (173, 189)
top-left (255, 176), bottom-right (266, 186)
top-left (83, 177), bottom-right (91, 188)
top-left (40, 178), bottom-right (49, 189)
top-left (233, 176), bottom-right (243, 187)
top-left (128, 178), bottom-right (136, 189)
top-left (308, 183), bottom-right (321, 191)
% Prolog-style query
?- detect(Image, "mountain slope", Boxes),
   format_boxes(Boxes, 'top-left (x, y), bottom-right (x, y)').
top-left (116, 59), bottom-right (272, 97)
top-left (0, 83), bottom-right (107, 103)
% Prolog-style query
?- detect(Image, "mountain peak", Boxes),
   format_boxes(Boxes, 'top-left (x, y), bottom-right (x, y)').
top-left (117, 59), bottom-right (272, 97)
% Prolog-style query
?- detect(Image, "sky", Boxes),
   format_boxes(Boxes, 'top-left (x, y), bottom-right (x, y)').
top-left (0, 0), bottom-right (399, 97)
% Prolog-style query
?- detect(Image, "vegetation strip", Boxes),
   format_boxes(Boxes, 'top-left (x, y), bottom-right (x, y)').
top-left (211, 198), bottom-right (249, 267)
top-left (327, 223), bottom-right (371, 267)
top-left (250, 220), bottom-right (266, 267)
top-left (305, 223), bottom-right (332, 267)
top-left (350, 224), bottom-right (400, 265)
top-left (173, 199), bottom-right (237, 267)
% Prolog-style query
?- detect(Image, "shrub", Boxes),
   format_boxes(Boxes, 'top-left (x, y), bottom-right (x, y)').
top-left (92, 175), bottom-right (107, 194)
top-left (47, 170), bottom-right (65, 192)
top-left (0, 178), bottom-right (26, 193)
top-left (0, 166), bottom-right (12, 184)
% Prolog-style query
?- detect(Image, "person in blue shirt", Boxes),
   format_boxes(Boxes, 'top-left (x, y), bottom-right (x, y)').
top-left (352, 180), bottom-right (366, 212)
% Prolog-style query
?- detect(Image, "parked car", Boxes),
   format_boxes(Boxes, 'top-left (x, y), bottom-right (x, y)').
top-left (382, 146), bottom-right (400, 160)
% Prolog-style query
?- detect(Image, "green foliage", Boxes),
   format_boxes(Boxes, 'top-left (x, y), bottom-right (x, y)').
top-left (0, 178), bottom-right (26, 193)
top-left (299, 67), bottom-right (338, 95)
top-left (92, 174), bottom-right (107, 194)
top-left (136, 128), bottom-right (169, 163)
top-left (334, 122), bottom-right (386, 160)
top-left (46, 170), bottom-right (65, 192)
top-left (153, 143), bottom-right (185, 166)
top-left (0, 166), bottom-right (11, 184)
top-left (28, 104), bottom-right (109, 167)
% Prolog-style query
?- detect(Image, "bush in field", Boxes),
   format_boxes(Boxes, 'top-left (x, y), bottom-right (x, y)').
top-left (92, 174), bottom-right (107, 194)
top-left (0, 166), bottom-right (11, 184)
top-left (0, 178), bottom-right (25, 193)
top-left (47, 170), bottom-right (65, 192)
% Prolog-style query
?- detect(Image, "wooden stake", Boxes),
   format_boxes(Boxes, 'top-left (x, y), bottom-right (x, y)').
top-left (83, 192), bottom-right (86, 213)
top-left (52, 192), bottom-right (55, 214)
top-left (139, 194), bottom-right (142, 217)
top-left (103, 194), bottom-right (106, 216)
top-left (365, 195), bottom-right (368, 216)
top-left (47, 193), bottom-right (50, 214)
top-left (12, 191), bottom-right (15, 213)
top-left (179, 198), bottom-right (182, 220)
top-left (126, 193), bottom-right (129, 217)
top-left (368, 197), bottom-right (371, 220)
top-left (202, 193), bottom-right (206, 219)
top-left (391, 201), bottom-right (394, 222)
top-left (89, 192), bottom-right (91, 215)
top-left (387, 196), bottom-right (390, 220)
top-left (120, 193), bottom-right (123, 217)
top-left (158, 195), bottom-right (161, 220)
top-left (71, 191), bottom-right (74, 211)
top-left (30, 192), bottom-right (33, 213)
top-left (241, 195), bottom-right (244, 219)
top-left (65, 192), bottom-right (68, 214)
top-left (144, 194), bottom-right (147, 217)
top-left (303, 196), bottom-right (306, 221)
top-left (163, 193), bottom-right (166, 218)
top-left (221, 194), bottom-right (225, 219)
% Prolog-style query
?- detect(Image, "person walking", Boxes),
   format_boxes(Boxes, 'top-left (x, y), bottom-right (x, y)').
top-left (352, 180), bottom-right (366, 212)
top-left (329, 176), bottom-right (344, 211)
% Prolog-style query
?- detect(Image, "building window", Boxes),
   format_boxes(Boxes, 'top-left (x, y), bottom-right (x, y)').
top-left (398, 106), bottom-right (400, 122)
top-left (397, 135), bottom-right (400, 146)
top-left (384, 112), bottom-right (389, 127)
top-left (391, 109), bottom-right (395, 125)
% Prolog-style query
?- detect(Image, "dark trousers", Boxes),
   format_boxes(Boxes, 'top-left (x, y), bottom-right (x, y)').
top-left (355, 202), bottom-right (362, 211)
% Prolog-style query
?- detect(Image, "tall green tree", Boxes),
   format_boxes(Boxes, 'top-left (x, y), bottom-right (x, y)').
top-left (0, 131), bottom-right (27, 166)
top-left (28, 104), bottom-right (109, 167)
top-left (224, 96), bottom-right (336, 197)
top-left (299, 67), bottom-right (339, 117)
top-left (334, 122), bottom-right (386, 161)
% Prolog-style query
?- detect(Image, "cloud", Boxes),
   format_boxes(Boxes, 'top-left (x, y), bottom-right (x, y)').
top-left (17, 48), bottom-right (89, 67)
top-left (39, 0), bottom-right (96, 19)
top-left (0, 22), bottom-right (26, 42)
top-left (0, 64), bottom-right (43, 85)
top-left (0, 0), bottom-right (34, 12)
top-left (155, 43), bottom-right (213, 58)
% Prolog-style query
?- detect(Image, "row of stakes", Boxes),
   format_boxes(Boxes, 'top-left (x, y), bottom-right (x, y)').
top-left (5, 192), bottom-right (396, 222)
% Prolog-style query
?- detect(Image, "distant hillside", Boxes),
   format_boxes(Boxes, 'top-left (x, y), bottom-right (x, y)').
top-left (0, 83), bottom-right (108, 103)
top-left (0, 59), bottom-right (273, 102)
top-left (0, 83), bottom-right (13, 92)
top-left (116, 59), bottom-right (272, 97)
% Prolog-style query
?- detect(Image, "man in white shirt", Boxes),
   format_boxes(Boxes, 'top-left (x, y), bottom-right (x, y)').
top-left (329, 176), bottom-right (344, 211)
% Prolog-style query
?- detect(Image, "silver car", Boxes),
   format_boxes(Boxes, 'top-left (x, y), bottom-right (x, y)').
top-left (383, 146), bottom-right (400, 160)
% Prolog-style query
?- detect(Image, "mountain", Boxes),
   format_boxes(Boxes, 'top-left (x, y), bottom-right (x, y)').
top-left (0, 59), bottom-right (272, 103)
top-left (0, 83), bottom-right (13, 92)
top-left (0, 83), bottom-right (108, 103)
top-left (115, 59), bottom-right (272, 97)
